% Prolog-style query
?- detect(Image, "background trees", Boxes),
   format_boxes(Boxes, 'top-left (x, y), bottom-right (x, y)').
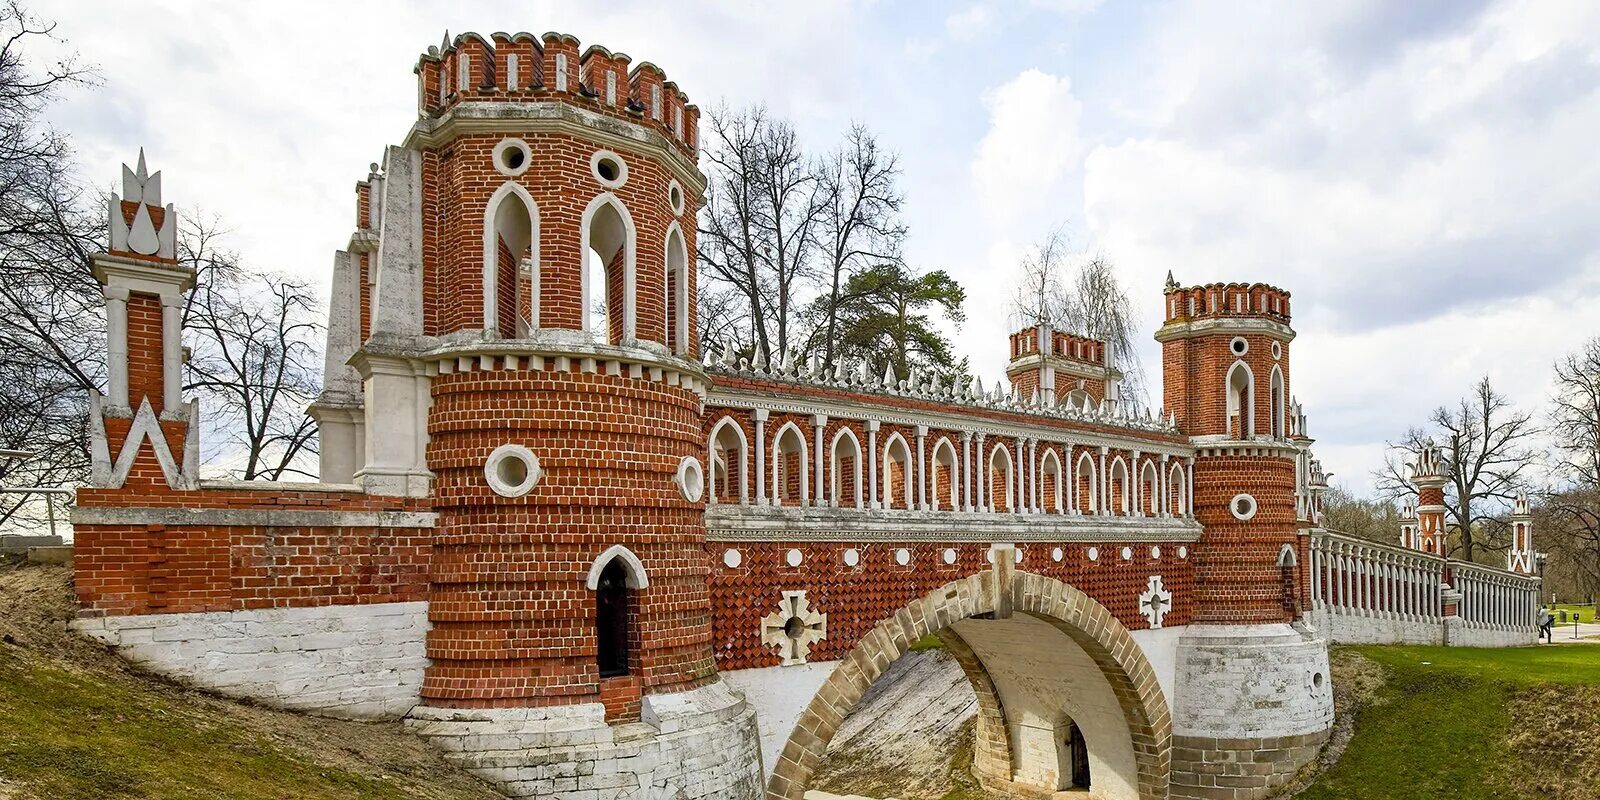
top-left (1373, 377), bottom-right (1540, 563)
top-left (1538, 338), bottom-right (1600, 599)
top-left (0, 3), bottom-right (322, 532)
top-left (1007, 227), bottom-right (1146, 402)
top-left (697, 105), bottom-right (959, 379)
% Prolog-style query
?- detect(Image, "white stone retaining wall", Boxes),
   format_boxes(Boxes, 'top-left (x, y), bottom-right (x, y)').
top-left (406, 680), bottom-right (763, 800)
top-left (73, 601), bottom-right (429, 720)
top-left (1173, 624), bottom-right (1333, 740)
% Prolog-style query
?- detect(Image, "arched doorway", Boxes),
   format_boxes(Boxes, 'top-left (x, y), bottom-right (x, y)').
top-left (765, 568), bottom-right (1170, 800)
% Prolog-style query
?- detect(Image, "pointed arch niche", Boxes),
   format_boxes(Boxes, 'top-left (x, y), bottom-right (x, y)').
top-left (580, 193), bottom-right (637, 344)
top-left (482, 181), bottom-right (540, 337)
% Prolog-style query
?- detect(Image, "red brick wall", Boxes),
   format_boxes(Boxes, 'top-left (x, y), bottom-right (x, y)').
top-left (73, 487), bottom-right (432, 617)
top-left (126, 293), bottom-right (165, 413)
top-left (421, 364), bottom-right (712, 708)
top-left (709, 541), bottom-right (1194, 670)
top-left (418, 130), bottom-right (698, 353)
top-left (1190, 454), bottom-right (1298, 624)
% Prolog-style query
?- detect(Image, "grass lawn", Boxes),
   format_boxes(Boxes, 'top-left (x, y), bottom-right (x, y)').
top-left (0, 562), bottom-right (503, 800)
top-left (1298, 644), bottom-right (1600, 800)
top-left (1548, 603), bottom-right (1595, 623)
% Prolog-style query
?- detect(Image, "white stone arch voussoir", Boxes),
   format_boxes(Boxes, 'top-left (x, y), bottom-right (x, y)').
top-left (766, 569), bottom-right (1172, 800)
top-left (586, 544), bottom-right (649, 590)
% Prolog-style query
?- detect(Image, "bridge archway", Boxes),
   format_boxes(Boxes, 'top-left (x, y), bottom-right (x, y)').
top-left (766, 568), bottom-right (1170, 800)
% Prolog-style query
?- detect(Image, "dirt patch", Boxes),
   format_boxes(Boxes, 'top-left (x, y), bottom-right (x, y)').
top-left (0, 559), bottom-right (504, 799)
top-left (1502, 684), bottom-right (1600, 800)
top-left (1275, 648), bottom-right (1388, 798)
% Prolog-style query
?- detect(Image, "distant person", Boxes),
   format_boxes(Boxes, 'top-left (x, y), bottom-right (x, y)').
top-left (1538, 608), bottom-right (1555, 643)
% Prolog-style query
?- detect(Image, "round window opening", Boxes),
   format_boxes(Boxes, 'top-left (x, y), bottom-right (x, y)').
top-left (1231, 493), bottom-right (1259, 521)
top-left (674, 456), bottom-right (705, 503)
top-left (1272, 341), bottom-right (1283, 360)
top-left (589, 149), bottom-right (629, 188)
top-left (1312, 671), bottom-right (1324, 689)
top-left (784, 616), bottom-right (808, 638)
top-left (668, 182), bottom-right (685, 216)
top-left (492, 138), bottom-right (533, 177)
top-left (1230, 337), bottom-right (1249, 356)
top-left (484, 444), bottom-right (540, 497)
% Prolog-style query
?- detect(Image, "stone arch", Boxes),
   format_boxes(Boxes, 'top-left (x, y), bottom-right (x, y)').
top-left (707, 416), bottom-right (748, 505)
top-left (930, 437), bottom-right (959, 511)
top-left (829, 426), bottom-right (863, 509)
top-left (988, 441), bottom-right (1015, 512)
top-left (766, 568), bottom-right (1170, 799)
top-left (1109, 455), bottom-right (1130, 515)
top-left (482, 180), bottom-right (540, 336)
top-left (1076, 451), bottom-right (1098, 514)
top-left (585, 544), bottom-right (648, 590)
top-left (1040, 447), bottom-right (1064, 513)
top-left (882, 431), bottom-right (914, 510)
top-left (771, 421), bottom-right (809, 507)
top-left (1269, 364), bottom-right (1286, 439)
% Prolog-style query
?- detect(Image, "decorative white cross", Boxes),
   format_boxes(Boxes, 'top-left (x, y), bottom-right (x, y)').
top-left (760, 590), bottom-right (828, 666)
top-left (1139, 575), bottom-right (1172, 629)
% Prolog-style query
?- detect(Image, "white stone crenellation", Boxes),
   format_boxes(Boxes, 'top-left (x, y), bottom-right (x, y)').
top-left (72, 601), bottom-right (430, 720)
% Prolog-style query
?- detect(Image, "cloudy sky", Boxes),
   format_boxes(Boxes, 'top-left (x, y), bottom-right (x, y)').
top-left (42, 0), bottom-right (1600, 495)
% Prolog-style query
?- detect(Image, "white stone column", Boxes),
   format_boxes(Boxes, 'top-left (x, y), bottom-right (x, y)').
top-left (1185, 456), bottom-right (1196, 518)
top-left (1098, 446), bottom-right (1109, 516)
top-left (916, 425), bottom-right (929, 511)
top-left (1015, 436), bottom-right (1026, 514)
top-left (1066, 443), bottom-right (1076, 515)
top-left (867, 420), bottom-right (880, 510)
top-left (160, 292), bottom-right (183, 411)
top-left (1131, 450), bottom-right (1143, 517)
top-left (961, 432), bottom-right (973, 512)
top-left (813, 414), bottom-right (828, 508)
top-left (975, 433), bottom-right (987, 512)
top-left (1159, 453), bottom-right (1171, 517)
top-left (104, 286), bottom-right (130, 407)
top-left (753, 409), bottom-right (768, 506)
top-left (1028, 439), bottom-right (1040, 513)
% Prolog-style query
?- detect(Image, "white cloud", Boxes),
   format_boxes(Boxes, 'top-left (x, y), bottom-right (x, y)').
top-left (971, 69), bottom-right (1083, 227)
top-left (1078, 0), bottom-right (1600, 491)
top-left (945, 5), bottom-right (994, 41)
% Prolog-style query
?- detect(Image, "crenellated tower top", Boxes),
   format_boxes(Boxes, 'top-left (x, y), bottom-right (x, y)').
top-left (1162, 274), bottom-right (1291, 326)
top-left (413, 31), bottom-right (699, 158)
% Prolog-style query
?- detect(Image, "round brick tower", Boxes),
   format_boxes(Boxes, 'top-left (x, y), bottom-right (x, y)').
top-left (336, 31), bottom-right (761, 799)
top-left (1156, 275), bottom-right (1334, 800)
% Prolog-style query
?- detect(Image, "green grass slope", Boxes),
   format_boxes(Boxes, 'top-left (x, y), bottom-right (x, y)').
top-left (1299, 644), bottom-right (1600, 800)
top-left (0, 561), bottom-right (504, 800)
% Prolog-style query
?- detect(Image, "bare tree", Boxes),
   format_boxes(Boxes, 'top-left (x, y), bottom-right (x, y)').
top-left (1009, 225), bottom-right (1071, 329)
top-left (699, 105), bottom-right (777, 363)
top-left (0, 1), bottom-right (98, 532)
top-left (1551, 337), bottom-right (1600, 488)
top-left (810, 124), bottom-right (906, 372)
top-left (1373, 377), bottom-right (1540, 562)
top-left (1008, 228), bottom-right (1146, 402)
top-left (1539, 338), bottom-right (1600, 597)
top-left (181, 224), bottom-right (321, 481)
top-left (1320, 484), bottom-right (1402, 543)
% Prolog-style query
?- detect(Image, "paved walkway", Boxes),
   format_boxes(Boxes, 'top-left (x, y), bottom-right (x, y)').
top-left (1542, 620), bottom-right (1600, 644)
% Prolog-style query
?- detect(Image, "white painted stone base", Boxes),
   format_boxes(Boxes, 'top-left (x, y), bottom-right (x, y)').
top-left (1307, 610), bottom-right (1536, 648)
top-left (72, 601), bottom-right (428, 720)
top-left (723, 661), bottom-right (837, 778)
top-left (1450, 623), bottom-right (1538, 648)
top-left (406, 680), bottom-right (763, 800)
top-left (1173, 623), bottom-right (1334, 739)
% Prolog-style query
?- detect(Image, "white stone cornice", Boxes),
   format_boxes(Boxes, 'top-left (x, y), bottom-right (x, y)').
top-left (402, 100), bottom-right (706, 197)
top-left (706, 504), bottom-right (1202, 543)
top-left (1154, 316), bottom-right (1295, 343)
